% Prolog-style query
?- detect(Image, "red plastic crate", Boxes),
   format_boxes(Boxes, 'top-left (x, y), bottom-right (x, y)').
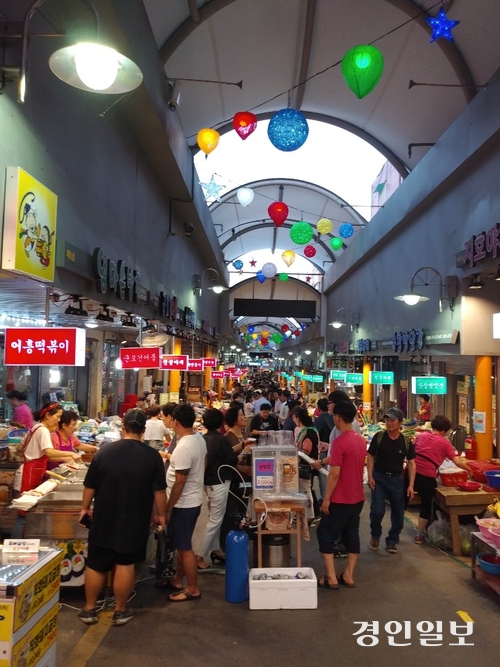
top-left (440, 470), bottom-right (468, 487)
top-left (468, 461), bottom-right (500, 483)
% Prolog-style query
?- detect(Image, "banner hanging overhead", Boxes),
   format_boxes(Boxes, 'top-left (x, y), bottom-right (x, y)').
top-left (4, 328), bottom-right (86, 366)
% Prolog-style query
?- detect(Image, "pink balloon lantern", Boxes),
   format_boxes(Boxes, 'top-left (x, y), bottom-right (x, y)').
top-left (304, 245), bottom-right (316, 258)
top-left (232, 111), bottom-right (258, 140)
top-left (268, 201), bottom-right (289, 227)
top-left (281, 324), bottom-right (289, 333)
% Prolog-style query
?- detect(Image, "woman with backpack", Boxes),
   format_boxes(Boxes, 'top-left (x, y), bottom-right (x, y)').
top-left (293, 407), bottom-right (321, 522)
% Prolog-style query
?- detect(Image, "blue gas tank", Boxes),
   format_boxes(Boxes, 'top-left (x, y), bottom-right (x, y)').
top-left (225, 525), bottom-right (249, 603)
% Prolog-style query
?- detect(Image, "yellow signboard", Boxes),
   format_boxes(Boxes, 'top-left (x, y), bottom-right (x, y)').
top-left (2, 167), bottom-right (58, 282)
top-left (13, 552), bottom-right (63, 632)
top-left (11, 601), bottom-right (59, 667)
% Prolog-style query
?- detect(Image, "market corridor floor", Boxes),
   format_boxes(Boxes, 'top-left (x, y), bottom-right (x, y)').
top-left (55, 496), bottom-right (499, 667)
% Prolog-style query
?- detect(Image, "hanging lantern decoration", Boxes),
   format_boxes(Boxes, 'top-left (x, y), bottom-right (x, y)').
top-left (301, 323), bottom-right (307, 330)
top-left (339, 223), bottom-right (354, 239)
top-left (232, 259), bottom-right (244, 270)
top-left (251, 333), bottom-right (258, 340)
top-left (256, 270), bottom-right (266, 284)
top-left (268, 201), bottom-right (289, 227)
top-left (425, 8), bottom-right (460, 42)
top-left (341, 45), bottom-right (384, 99)
top-left (304, 245), bottom-right (316, 258)
top-left (244, 334), bottom-right (252, 343)
top-left (281, 324), bottom-right (289, 333)
top-left (197, 127), bottom-right (220, 155)
top-left (279, 272), bottom-right (289, 282)
top-left (293, 330), bottom-right (301, 337)
top-left (290, 221), bottom-right (313, 245)
top-left (282, 250), bottom-right (295, 267)
top-left (262, 262), bottom-right (277, 278)
top-left (317, 218), bottom-right (333, 235)
top-left (248, 326), bottom-right (255, 334)
top-left (330, 237), bottom-right (343, 251)
top-left (261, 326), bottom-right (269, 335)
top-left (240, 324), bottom-right (248, 333)
top-left (237, 187), bottom-right (254, 207)
top-left (267, 109), bottom-right (309, 152)
top-left (272, 332), bottom-right (283, 344)
top-left (232, 111), bottom-right (258, 139)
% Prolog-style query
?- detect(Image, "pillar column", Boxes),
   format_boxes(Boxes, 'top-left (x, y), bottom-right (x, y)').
top-left (169, 339), bottom-right (181, 395)
top-left (475, 356), bottom-right (493, 460)
top-left (363, 360), bottom-right (372, 422)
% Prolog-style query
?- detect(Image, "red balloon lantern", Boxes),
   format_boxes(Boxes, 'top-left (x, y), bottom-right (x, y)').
top-left (304, 245), bottom-right (316, 258)
top-left (293, 330), bottom-right (300, 337)
top-left (281, 324), bottom-right (289, 333)
top-left (260, 337), bottom-right (268, 346)
top-left (268, 201), bottom-right (289, 227)
top-left (232, 111), bottom-right (258, 140)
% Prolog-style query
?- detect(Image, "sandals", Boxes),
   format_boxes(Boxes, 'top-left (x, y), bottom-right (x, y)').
top-left (155, 578), bottom-right (183, 591)
top-left (339, 573), bottom-right (355, 588)
top-left (317, 575), bottom-right (339, 590)
top-left (168, 589), bottom-right (202, 602)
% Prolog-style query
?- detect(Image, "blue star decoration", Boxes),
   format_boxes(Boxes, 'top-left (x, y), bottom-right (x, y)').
top-left (199, 175), bottom-right (225, 202)
top-left (426, 8), bottom-right (460, 43)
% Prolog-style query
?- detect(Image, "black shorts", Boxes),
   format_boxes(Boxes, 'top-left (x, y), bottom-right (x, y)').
top-left (414, 472), bottom-right (437, 521)
top-left (166, 506), bottom-right (201, 551)
top-left (86, 543), bottom-right (146, 573)
top-left (317, 501), bottom-right (364, 554)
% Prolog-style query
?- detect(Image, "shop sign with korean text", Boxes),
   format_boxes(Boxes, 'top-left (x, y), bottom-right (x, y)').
top-left (211, 370), bottom-right (225, 379)
top-left (119, 347), bottom-right (161, 369)
top-left (412, 376), bottom-right (447, 395)
top-left (159, 355), bottom-right (189, 371)
top-left (2, 167), bottom-right (58, 282)
top-left (369, 371), bottom-right (394, 384)
top-left (330, 370), bottom-right (347, 381)
top-left (203, 358), bottom-right (217, 367)
top-left (4, 328), bottom-right (86, 366)
top-left (346, 373), bottom-right (364, 384)
top-left (187, 359), bottom-right (204, 371)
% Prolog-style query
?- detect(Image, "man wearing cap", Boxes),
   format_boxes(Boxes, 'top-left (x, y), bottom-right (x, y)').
top-left (366, 407), bottom-right (416, 554)
top-left (78, 409), bottom-right (167, 626)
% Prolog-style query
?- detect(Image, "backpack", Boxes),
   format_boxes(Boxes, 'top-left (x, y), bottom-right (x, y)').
top-left (371, 430), bottom-right (411, 457)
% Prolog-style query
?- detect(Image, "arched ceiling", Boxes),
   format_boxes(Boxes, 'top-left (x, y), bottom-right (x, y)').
top-left (143, 0), bottom-right (498, 172)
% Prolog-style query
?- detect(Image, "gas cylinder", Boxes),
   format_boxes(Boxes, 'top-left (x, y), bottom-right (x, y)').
top-left (465, 437), bottom-right (478, 460)
top-left (225, 518), bottom-right (249, 603)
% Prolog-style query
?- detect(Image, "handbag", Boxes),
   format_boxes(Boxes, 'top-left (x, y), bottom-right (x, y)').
top-left (155, 526), bottom-right (174, 578)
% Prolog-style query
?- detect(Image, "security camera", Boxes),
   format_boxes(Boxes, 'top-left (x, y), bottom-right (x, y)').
top-left (168, 81), bottom-right (182, 112)
top-left (184, 222), bottom-right (194, 236)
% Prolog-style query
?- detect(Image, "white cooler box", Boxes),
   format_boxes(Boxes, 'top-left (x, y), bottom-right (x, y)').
top-left (249, 567), bottom-right (317, 610)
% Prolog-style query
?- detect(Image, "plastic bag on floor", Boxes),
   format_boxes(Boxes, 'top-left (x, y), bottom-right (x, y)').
top-left (428, 514), bottom-right (452, 551)
top-left (459, 524), bottom-right (475, 556)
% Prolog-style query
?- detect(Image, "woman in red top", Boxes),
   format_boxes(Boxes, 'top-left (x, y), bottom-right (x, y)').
top-left (413, 415), bottom-right (471, 544)
top-left (415, 394), bottom-right (431, 423)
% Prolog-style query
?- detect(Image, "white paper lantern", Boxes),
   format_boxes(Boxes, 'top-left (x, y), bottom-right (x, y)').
top-left (262, 262), bottom-right (277, 278)
top-left (237, 187), bottom-right (254, 207)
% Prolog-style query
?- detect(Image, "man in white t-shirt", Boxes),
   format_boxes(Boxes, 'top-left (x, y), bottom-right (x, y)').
top-left (163, 404), bottom-right (206, 602)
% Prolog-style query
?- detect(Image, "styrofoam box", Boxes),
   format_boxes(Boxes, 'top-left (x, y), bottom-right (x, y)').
top-left (249, 567), bottom-right (317, 610)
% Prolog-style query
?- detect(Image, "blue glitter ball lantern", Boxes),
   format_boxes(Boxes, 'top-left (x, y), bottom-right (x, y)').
top-left (338, 223), bottom-right (354, 239)
top-left (232, 259), bottom-right (243, 270)
top-left (268, 109), bottom-right (309, 152)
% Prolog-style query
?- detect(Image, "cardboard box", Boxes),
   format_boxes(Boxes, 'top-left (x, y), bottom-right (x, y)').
top-left (249, 567), bottom-right (317, 610)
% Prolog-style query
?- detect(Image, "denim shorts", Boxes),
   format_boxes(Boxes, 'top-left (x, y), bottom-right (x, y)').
top-left (166, 506), bottom-right (201, 551)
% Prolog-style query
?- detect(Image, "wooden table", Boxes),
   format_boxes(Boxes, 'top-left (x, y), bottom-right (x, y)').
top-left (253, 500), bottom-right (306, 568)
top-left (433, 486), bottom-right (497, 556)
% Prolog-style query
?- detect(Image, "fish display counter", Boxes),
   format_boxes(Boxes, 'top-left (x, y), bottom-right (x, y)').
top-left (23, 467), bottom-right (88, 587)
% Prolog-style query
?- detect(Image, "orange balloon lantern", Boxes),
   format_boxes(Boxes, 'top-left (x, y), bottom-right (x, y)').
top-left (197, 128), bottom-right (220, 155)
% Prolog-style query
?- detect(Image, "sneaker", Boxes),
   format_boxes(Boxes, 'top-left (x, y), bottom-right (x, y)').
top-left (414, 534), bottom-right (426, 545)
top-left (112, 608), bottom-right (135, 626)
top-left (369, 537), bottom-right (379, 550)
top-left (77, 607), bottom-right (98, 625)
top-left (385, 544), bottom-right (398, 554)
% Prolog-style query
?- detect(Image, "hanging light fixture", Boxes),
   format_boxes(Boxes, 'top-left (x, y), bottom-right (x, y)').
top-left (5, 0), bottom-right (143, 104)
top-left (268, 109), bottom-right (309, 152)
top-left (468, 274), bottom-right (484, 290)
top-left (394, 266), bottom-right (456, 310)
top-left (237, 187), bottom-right (254, 207)
top-left (341, 45), bottom-right (384, 99)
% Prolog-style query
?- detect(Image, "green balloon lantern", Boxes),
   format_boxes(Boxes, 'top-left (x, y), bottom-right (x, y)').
top-left (342, 45), bottom-right (384, 99)
top-left (279, 272), bottom-right (289, 282)
top-left (272, 332), bottom-right (283, 344)
top-left (330, 237), bottom-right (343, 251)
top-left (290, 221), bottom-right (313, 245)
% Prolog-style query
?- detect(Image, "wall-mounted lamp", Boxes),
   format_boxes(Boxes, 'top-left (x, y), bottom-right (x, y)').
top-left (394, 267), bottom-right (456, 311)
top-left (1, 0), bottom-right (143, 104)
top-left (64, 295), bottom-right (87, 317)
top-left (329, 308), bottom-right (359, 332)
top-left (468, 274), bottom-right (484, 290)
top-left (95, 306), bottom-right (114, 323)
top-left (193, 268), bottom-right (227, 296)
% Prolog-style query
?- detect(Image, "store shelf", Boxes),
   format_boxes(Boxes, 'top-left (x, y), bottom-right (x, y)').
top-left (471, 531), bottom-right (500, 596)
top-left (473, 566), bottom-right (500, 595)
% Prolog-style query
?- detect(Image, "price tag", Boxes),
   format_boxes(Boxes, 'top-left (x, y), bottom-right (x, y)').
top-left (3, 539), bottom-right (40, 554)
